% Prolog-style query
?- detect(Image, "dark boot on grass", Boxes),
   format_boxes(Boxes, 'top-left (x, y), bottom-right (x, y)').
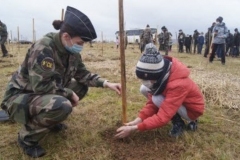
top-left (169, 113), bottom-right (185, 137)
top-left (49, 123), bottom-right (67, 132)
top-left (187, 120), bottom-right (198, 131)
top-left (18, 135), bottom-right (46, 158)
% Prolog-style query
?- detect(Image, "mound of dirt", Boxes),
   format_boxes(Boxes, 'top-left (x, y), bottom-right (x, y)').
top-left (100, 122), bottom-right (186, 160)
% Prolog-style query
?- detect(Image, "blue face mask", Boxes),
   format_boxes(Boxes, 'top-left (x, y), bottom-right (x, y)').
top-left (65, 40), bottom-right (83, 54)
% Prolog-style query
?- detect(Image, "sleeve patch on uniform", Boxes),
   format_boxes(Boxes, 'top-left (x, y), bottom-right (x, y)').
top-left (40, 57), bottom-right (55, 71)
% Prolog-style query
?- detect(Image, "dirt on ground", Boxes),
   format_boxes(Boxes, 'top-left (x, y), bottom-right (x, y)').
top-left (100, 121), bottom-right (186, 160)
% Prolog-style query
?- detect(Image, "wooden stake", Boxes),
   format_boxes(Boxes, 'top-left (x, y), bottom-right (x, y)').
top-left (118, 0), bottom-right (127, 123)
top-left (17, 26), bottom-right (19, 42)
top-left (156, 25), bottom-right (158, 47)
top-left (208, 33), bottom-right (214, 59)
top-left (10, 30), bottom-right (12, 42)
top-left (190, 36), bottom-right (193, 53)
top-left (32, 18), bottom-right (35, 43)
top-left (17, 26), bottom-right (20, 65)
top-left (175, 32), bottom-right (179, 53)
top-left (101, 31), bottom-right (103, 56)
top-left (61, 9), bottom-right (64, 21)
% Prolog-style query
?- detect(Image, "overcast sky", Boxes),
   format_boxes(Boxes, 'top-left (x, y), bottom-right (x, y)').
top-left (1, 0), bottom-right (240, 41)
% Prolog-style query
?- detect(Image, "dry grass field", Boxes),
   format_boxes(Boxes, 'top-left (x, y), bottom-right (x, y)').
top-left (0, 42), bottom-right (240, 160)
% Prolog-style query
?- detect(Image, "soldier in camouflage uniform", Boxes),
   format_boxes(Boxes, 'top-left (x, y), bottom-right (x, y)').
top-left (0, 20), bottom-right (9, 57)
top-left (0, 6), bottom-right (121, 158)
top-left (140, 24), bottom-right (152, 52)
top-left (160, 26), bottom-right (171, 55)
top-left (158, 32), bottom-right (164, 51)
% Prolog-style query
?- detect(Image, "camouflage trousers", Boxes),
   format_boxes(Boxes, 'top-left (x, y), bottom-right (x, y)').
top-left (140, 40), bottom-right (152, 53)
top-left (5, 79), bottom-right (88, 145)
top-left (163, 43), bottom-right (169, 55)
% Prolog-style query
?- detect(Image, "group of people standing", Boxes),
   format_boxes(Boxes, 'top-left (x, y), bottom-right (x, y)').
top-left (139, 25), bottom-right (173, 56)
top-left (176, 16), bottom-right (229, 65)
top-left (159, 16), bottom-right (234, 65)
top-left (177, 29), bottom-right (204, 54)
top-left (224, 28), bottom-right (240, 57)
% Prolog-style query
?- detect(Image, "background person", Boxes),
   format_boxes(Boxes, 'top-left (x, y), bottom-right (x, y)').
top-left (178, 29), bottom-right (185, 53)
top-left (225, 30), bottom-right (233, 56)
top-left (0, 20), bottom-right (9, 57)
top-left (232, 28), bottom-right (240, 57)
top-left (209, 16), bottom-right (228, 65)
top-left (197, 32), bottom-right (204, 54)
top-left (140, 24), bottom-right (152, 53)
top-left (161, 26), bottom-right (171, 55)
top-left (184, 34), bottom-right (191, 53)
top-left (193, 30), bottom-right (199, 53)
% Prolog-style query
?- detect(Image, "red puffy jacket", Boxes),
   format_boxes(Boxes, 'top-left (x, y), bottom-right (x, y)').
top-left (137, 56), bottom-right (204, 131)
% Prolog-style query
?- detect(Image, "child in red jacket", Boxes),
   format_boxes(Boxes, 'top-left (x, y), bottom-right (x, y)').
top-left (115, 43), bottom-right (204, 138)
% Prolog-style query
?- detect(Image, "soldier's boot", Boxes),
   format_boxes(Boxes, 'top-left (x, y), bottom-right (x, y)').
top-left (18, 135), bottom-right (46, 158)
top-left (2, 53), bottom-right (8, 57)
top-left (49, 123), bottom-right (67, 132)
top-left (187, 120), bottom-right (198, 131)
top-left (169, 113), bottom-right (185, 137)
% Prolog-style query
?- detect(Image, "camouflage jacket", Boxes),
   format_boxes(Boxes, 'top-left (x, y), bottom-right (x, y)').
top-left (1, 32), bottom-right (105, 108)
top-left (140, 28), bottom-right (152, 43)
top-left (162, 31), bottom-right (170, 44)
top-left (0, 22), bottom-right (8, 37)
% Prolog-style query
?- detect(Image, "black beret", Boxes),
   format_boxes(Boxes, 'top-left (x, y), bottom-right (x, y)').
top-left (216, 16), bottom-right (223, 22)
top-left (161, 26), bottom-right (166, 30)
top-left (64, 6), bottom-right (97, 42)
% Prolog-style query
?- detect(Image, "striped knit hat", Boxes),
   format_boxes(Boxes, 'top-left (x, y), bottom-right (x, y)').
top-left (136, 43), bottom-right (164, 80)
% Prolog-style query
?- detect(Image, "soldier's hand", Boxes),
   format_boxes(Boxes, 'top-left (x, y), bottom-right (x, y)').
top-left (104, 81), bottom-right (121, 95)
top-left (71, 91), bottom-right (79, 107)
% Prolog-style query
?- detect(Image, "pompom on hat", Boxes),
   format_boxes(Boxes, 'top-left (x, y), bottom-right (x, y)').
top-left (136, 43), bottom-right (165, 80)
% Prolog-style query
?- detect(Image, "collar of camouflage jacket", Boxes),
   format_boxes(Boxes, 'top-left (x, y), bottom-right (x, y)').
top-left (53, 32), bottom-right (69, 55)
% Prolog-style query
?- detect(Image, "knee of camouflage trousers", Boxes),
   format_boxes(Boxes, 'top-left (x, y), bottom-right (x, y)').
top-left (18, 95), bottom-right (72, 146)
top-left (30, 95), bottom-right (73, 127)
top-left (6, 93), bottom-right (72, 126)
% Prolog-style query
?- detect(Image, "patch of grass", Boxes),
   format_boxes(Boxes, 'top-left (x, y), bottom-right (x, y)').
top-left (0, 43), bottom-right (240, 159)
